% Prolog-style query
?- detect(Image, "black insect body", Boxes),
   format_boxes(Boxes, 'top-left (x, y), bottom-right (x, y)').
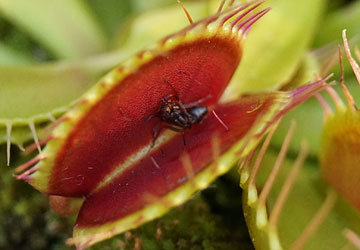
top-left (147, 80), bottom-right (210, 147)
top-left (158, 94), bottom-right (208, 131)
top-left (188, 106), bottom-right (209, 124)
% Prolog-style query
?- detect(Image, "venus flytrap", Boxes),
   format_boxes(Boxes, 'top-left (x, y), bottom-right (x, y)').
top-left (0, 0), bottom-right (325, 167)
top-left (14, 3), bottom-right (275, 248)
top-left (3, 1), bottom-right (360, 250)
top-left (10, 2), bottom-right (334, 249)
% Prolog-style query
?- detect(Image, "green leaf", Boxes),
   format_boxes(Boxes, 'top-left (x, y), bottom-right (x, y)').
top-left (223, 0), bottom-right (326, 96)
top-left (0, 0), bottom-right (107, 59)
top-left (314, 1), bottom-right (360, 48)
top-left (0, 42), bottom-right (33, 65)
top-left (87, 0), bottom-right (132, 39)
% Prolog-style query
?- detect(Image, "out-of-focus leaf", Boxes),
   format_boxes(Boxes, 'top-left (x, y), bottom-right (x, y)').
top-left (130, 0), bottom-right (177, 12)
top-left (87, 0), bottom-right (132, 39)
top-left (0, 16), bottom-right (49, 63)
top-left (0, 60), bottom-right (109, 120)
top-left (114, 1), bottom-right (211, 52)
top-left (283, 53), bottom-right (321, 89)
top-left (0, 42), bottom-right (32, 65)
top-left (222, 0), bottom-right (326, 97)
top-left (0, 0), bottom-right (107, 59)
top-left (314, 0), bottom-right (360, 48)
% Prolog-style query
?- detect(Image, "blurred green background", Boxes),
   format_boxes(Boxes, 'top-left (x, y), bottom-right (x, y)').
top-left (0, 0), bottom-right (359, 249)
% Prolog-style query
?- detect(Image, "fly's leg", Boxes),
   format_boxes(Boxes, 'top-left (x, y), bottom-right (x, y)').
top-left (152, 121), bottom-right (162, 148)
top-left (183, 94), bottom-right (212, 108)
top-left (164, 125), bottom-right (187, 146)
top-left (163, 79), bottom-right (180, 100)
